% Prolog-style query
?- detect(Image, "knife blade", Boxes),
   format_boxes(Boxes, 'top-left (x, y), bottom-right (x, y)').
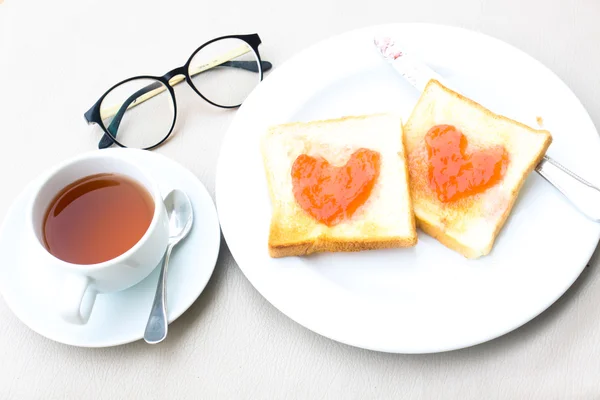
top-left (373, 35), bottom-right (600, 222)
top-left (373, 36), bottom-right (446, 92)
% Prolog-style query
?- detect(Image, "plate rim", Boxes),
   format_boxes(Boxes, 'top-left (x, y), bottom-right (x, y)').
top-left (216, 22), bottom-right (600, 353)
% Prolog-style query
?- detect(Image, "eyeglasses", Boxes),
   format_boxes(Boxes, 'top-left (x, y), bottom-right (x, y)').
top-left (84, 33), bottom-right (271, 150)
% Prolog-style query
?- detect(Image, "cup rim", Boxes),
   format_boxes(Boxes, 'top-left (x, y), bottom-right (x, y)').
top-left (28, 150), bottom-right (164, 271)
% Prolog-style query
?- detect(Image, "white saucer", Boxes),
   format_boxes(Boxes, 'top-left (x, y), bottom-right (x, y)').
top-left (0, 149), bottom-right (221, 347)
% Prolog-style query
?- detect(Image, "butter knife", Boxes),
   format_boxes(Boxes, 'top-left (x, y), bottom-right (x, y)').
top-left (374, 36), bottom-right (600, 222)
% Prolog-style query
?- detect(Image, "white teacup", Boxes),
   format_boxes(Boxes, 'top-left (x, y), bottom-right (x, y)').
top-left (27, 151), bottom-right (169, 325)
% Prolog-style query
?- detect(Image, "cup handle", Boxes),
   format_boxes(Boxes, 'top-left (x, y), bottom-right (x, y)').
top-left (58, 274), bottom-right (97, 325)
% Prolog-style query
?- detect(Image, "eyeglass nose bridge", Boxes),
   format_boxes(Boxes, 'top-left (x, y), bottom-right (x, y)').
top-left (163, 67), bottom-right (188, 86)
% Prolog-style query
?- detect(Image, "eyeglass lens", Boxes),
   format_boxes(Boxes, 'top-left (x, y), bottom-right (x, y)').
top-left (99, 78), bottom-right (175, 149)
top-left (188, 38), bottom-right (261, 107)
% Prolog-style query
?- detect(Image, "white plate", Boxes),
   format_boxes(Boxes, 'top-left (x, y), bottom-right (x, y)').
top-left (0, 149), bottom-right (220, 347)
top-left (216, 23), bottom-right (600, 353)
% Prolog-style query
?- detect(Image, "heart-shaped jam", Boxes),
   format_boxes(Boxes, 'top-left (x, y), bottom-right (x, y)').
top-left (426, 125), bottom-right (509, 202)
top-left (291, 148), bottom-right (381, 226)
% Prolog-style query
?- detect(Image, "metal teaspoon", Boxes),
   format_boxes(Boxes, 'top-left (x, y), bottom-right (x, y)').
top-left (144, 189), bottom-right (194, 344)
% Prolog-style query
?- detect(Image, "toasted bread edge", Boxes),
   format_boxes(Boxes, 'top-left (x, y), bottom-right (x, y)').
top-left (400, 121), bottom-right (418, 250)
top-left (267, 113), bottom-right (393, 131)
top-left (424, 79), bottom-right (554, 139)
top-left (268, 235), bottom-right (418, 258)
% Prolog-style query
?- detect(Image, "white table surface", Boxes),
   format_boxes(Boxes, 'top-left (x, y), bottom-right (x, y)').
top-left (1, 0), bottom-right (600, 398)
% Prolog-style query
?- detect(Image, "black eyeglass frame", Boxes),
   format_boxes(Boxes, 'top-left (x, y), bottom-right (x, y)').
top-left (84, 33), bottom-right (268, 150)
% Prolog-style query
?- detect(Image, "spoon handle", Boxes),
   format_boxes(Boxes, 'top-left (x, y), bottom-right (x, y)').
top-left (535, 155), bottom-right (600, 221)
top-left (144, 245), bottom-right (174, 344)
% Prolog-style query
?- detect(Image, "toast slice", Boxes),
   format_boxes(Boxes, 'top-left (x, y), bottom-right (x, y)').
top-left (404, 80), bottom-right (552, 258)
top-left (262, 113), bottom-right (417, 258)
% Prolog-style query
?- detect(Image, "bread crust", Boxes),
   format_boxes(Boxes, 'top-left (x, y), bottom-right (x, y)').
top-left (268, 235), bottom-right (418, 258)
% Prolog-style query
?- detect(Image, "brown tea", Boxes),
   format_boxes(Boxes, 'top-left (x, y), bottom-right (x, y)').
top-left (43, 173), bottom-right (154, 265)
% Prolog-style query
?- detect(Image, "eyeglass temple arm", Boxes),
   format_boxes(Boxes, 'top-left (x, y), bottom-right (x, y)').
top-left (98, 59), bottom-right (272, 149)
top-left (221, 60), bottom-right (271, 73)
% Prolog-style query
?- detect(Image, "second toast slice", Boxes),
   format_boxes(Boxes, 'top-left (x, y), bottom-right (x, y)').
top-left (404, 80), bottom-right (552, 258)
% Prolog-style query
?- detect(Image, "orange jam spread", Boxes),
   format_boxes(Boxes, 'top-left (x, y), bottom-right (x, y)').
top-left (291, 148), bottom-right (381, 226)
top-left (425, 125), bottom-right (509, 203)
